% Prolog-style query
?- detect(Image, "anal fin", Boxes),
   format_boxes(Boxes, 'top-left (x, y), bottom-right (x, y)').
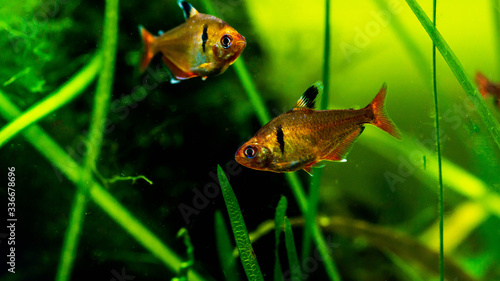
top-left (303, 164), bottom-right (314, 176)
top-left (324, 127), bottom-right (364, 161)
top-left (161, 56), bottom-right (197, 81)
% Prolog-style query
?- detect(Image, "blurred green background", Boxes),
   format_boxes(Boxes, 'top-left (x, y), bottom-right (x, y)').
top-left (0, 0), bottom-right (499, 280)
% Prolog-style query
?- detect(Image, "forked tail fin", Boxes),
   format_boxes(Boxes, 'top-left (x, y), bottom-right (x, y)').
top-left (367, 84), bottom-right (402, 140)
top-left (139, 25), bottom-right (157, 72)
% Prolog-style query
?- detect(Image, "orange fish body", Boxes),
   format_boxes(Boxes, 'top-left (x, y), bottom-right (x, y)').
top-left (139, 1), bottom-right (246, 83)
top-left (235, 82), bottom-right (402, 175)
top-left (476, 72), bottom-right (500, 108)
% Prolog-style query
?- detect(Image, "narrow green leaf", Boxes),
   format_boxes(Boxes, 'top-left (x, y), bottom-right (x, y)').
top-left (0, 53), bottom-right (102, 148)
top-left (320, 0), bottom-right (331, 111)
top-left (217, 165), bottom-right (264, 281)
top-left (199, 0), bottom-right (270, 125)
top-left (274, 196), bottom-right (288, 281)
top-left (55, 184), bottom-right (88, 281)
top-left (56, 0), bottom-right (119, 279)
top-left (0, 91), bottom-right (209, 281)
top-left (215, 210), bottom-right (240, 281)
top-left (248, 216), bottom-right (475, 281)
top-left (200, 0), bottom-right (341, 279)
top-left (404, 0), bottom-right (500, 149)
top-left (430, 1), bottom-right (444, 280)
top-left (284, 217), bottom-right (301, 281)
top-left (301, 0), bottom-right (332, 270)
top-left (172, 228), bottom-right (195, 281)
top-left (362, 128), bottom-right (500, 218)
top-left (302, 167), bottom-right (322, 263)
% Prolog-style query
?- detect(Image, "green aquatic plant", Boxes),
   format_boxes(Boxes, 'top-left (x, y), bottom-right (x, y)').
top-left (57, 0), bottom-right (119, 279)
top-left (0, 91), bottom-right (208, 281)
top-left (302, 0), bottom-right (332, 268)
top-left (217, 165), bottom-right (264, 281)
top-left (0, 54), bottom-right (102, 148)
top-left (247, 216), bottom-right (475, 281)
top-left (202, 0), bottom-right (341, 280)
top-left (404, 0), bottom-right (500, 149)
top-left (200, 0), bottom-right (270, 125)
top-left (274, 196), bottom-right (287, 281)
top-left (1, 0), bottom-right (498, 279)
top-left (284, 217), bottom-right (301, 281)
top-left (172, 228), bottom-right (195, 281)
top-left (215, 210), bottom-right (240, 281)
top-left (0, 0), bottom-right (209, 279)
top-left (430, 1), bottom-right (444, 280)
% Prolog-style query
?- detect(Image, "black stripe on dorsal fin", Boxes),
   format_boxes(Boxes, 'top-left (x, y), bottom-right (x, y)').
top-left (201, 24), bottom-right (208, 52)
top-left (293, 81), bottom-right (323, 110)
top-left (276, 124), bottom-right (285, 154)
top-left (178, 0), bottom-right (199, 20)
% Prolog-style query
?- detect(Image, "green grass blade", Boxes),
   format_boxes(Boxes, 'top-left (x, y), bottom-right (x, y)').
top-left (320, 0), bottom-right (331, 110)
top-left (55, 184), bottom-right (88, 281)
top-left (199, 0), bottom-right (270, 125)
top-left (300, 2), bottom-right (342, 280)
top-left (215, 210), bottom-right (240, 281)
top-left (361, 129), bottom-right (500, 219)
top-left (172, 228), bottom-right (195, 281)
top-left (217, 165), bottom-right (264, 281)
top-left (301, 167), bottom-right (322, 262)
top-left (430, 1), bottom-right (444, 280)
top-left (302, 0), bottom-right (331, 266)
top-left (56, 0), bottom-right (119, 279)
top-left (248, 217), bottom-right (475, 281)
top-left (200, 0), bottom-right (340, 278)
top-left (0, 53), bottom-right (102, 148)
top-left (404, 0), bottom-right (500, 149)
top-left (82, 0), bottom-right (119, 174)
top-left (274, 196), bottom-right (288, 281)
top-left (284, 217), bottom-right (301, 281)
top-left (0, 91), bottom-right (209, 281)
top-left (386, 252), bottom-right (426, 281)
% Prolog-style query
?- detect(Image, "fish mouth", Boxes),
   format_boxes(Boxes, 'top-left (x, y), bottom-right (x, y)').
top-left (234, 145), bottom-right (246, 164)
top-left (235, 34), bottom-right (247, 48)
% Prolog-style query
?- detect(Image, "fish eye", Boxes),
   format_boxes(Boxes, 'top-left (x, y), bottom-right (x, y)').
top-left (221, 34), bottom-right (233, 49)
top-left (244, 145), bottom-right (256, 159)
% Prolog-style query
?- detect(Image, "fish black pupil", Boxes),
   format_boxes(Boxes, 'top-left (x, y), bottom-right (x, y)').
top-left (245, 146), bottom-right (255, 158)
top-left (221, 35), bottom-right (232, 49)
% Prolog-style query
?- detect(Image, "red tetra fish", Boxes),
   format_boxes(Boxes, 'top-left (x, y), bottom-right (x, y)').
top-left (139, 0), bottom-right (247, 83)
top-left (235, 82), bottom-right (402, 175)
top-left (476, 72), bottom-right (500, 108)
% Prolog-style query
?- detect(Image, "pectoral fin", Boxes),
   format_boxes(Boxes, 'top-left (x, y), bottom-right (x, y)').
top-left (324, 127), bottom-right (364, 161)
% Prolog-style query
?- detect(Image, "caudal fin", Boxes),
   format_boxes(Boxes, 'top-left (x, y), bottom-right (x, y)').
top-left (139, 25), bottom-right (157, 72)
top-left (475, 72), bottom-right (492, 98)
top-left (367, 84), bottom-right (402, 140)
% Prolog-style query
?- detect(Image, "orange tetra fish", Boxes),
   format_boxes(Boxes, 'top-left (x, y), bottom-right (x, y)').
top-left (139, 0), bottom-right (246, 83)
top-left (235, 82), bottom-right (402, 175)
top-left (476, 72), bottom-right (500, 108)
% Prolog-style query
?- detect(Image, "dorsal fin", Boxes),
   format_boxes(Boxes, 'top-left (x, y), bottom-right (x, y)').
top-left (293, 81), bottom-right (323, 110)
top-left (178, 0), bottom-right (199, 19)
